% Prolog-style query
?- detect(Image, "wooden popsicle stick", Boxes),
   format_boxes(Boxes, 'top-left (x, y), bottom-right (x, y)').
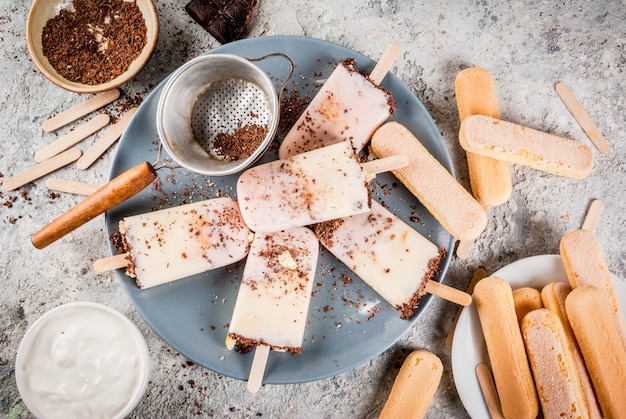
top-left (42, 89), bottom-right (120, 132)
top-left (35, 113), bottom-right (111, 162)
top-left (93, 253), bottom-right (128, 272)
top-left (369, 42), bottom-right (401, 85)
top-left (31, 162), bottom-right (157, 249)
top-left (424, 280), bottom-right (472, 307)
top-left (2, 148), bottom-right (82, 191)
top-left (455, 238), bottom-right (474, 259)
top-left (556, 82), bottom-right (610, 153)
top-left (476, 363), bottom-right (505, 419)
top-left (247, 345), bottom-right (270, 393)
top-left (456, 203), bottom-right (485, 258)
top-left (77, 107), bottom-right (138, 170)
top-left (445, 268), bottom-right (488, 349)
top-left (581, 199), bottom-right (604, 233)
top-left (46, 178), bottom-right (100, 196)
top-left (362, 155), bottom-right (409, 177)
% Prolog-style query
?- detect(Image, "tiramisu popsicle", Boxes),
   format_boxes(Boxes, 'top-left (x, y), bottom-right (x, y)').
top-left (371, 121), bottom-right (487, 241)
top-left (455, 67), bottom-right (511, 207)
top-left (566, 286), bottom-right (626, 418)
top-left (237, 141), bottom-right (407, 233)
top-left (379, 350), bottom-right (443, 419)
top-left (541, 281), bottom-right (602, 418)
top-left (94, 198), bottom-right (252, 289)
top-left (226, 227), bottom-right (319, 353)
top-left (474, 276), bottom-right (539, 419)
top-left (314, 201), bottom-right (470, 319)
top-left (278, 57), bottom-right (395, 158)
top-left (521, 309), bottom-right (590, 419)
top-left (459, 115), bottom-right (593, 179)
top-left (560, 228), bottom-right (626, 348)
top-left (226, 228), bottom-right (319, 392)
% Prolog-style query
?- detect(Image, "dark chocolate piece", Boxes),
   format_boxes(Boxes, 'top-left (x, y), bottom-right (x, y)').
top-left (185, 0), bottom-right (258, 44)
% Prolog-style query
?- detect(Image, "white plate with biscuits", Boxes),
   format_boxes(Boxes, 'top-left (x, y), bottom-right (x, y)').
top-left (451, 254), bottom-right (626, 418)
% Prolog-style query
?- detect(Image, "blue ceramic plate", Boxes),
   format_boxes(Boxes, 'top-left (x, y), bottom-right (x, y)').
top-left (105, 36), bottom-right (454, 384)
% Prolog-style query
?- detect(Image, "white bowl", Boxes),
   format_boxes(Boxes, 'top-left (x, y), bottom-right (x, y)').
top-left (15, 302), bottom-right (150, 419)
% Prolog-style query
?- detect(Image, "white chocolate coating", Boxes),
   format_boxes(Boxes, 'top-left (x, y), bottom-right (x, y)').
top-left (226, 227), bottom-right (319, 353)
top-left (120, 197), bottom-right (251, 289)
top-left (315, 200), bottom-right (442, 319)
top-left (237, 141), bottom-right (370, 233)
top-left (278, 59), bottom-right (393, 158)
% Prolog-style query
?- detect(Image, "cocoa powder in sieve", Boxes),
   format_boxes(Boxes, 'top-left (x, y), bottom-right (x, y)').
top-left (211, 123), bottom-right (268, 161)
top-left (41, 0), bottom-right (148, 85)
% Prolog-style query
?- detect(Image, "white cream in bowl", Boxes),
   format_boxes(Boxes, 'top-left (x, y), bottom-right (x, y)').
top-left (15, 302), bottom-right (150, 419)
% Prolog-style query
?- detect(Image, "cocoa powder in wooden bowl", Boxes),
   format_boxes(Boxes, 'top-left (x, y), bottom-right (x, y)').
top-left (26, 0), bottom-right (158, 94)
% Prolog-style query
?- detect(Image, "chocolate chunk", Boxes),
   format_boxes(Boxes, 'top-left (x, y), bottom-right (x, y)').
top-left (185, 0), bottom-right (258, 44)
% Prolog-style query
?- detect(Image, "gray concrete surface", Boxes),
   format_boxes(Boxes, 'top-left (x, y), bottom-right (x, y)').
top-left (1, 0), bottom-right (625, 417)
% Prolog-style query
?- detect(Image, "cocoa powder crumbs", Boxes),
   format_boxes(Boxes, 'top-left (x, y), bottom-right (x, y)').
top-left (278, 88), bottom-right (311, 133)
top-left (41, 0), bottom-right (148, 85)
top-left (211, 123), bottom-right (268, 161)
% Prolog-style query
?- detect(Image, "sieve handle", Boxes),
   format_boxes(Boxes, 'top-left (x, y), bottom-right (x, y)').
top-left (247, 53), bottom-right (294, 98)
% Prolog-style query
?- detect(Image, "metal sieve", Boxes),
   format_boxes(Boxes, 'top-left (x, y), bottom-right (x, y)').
top-left (156, 53), bottom-right (292, 176)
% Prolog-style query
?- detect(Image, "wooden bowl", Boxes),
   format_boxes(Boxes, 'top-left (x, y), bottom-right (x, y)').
top-left (26, 0), bottom-right (159, 94)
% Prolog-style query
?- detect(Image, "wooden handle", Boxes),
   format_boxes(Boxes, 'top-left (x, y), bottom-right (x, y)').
top-left (46, 178), bottom-right (100, 196)
top-left (581, 199), bottom-right (603, 233)
top-left (35, 113), bottom-right (110, 162)
top-left (476, 363), bottom-right (505, 419)
top-left (556, 82), bottom-right (610, 153)
top-left (362, 155), bottom-right (409, 178)
top-left (42, 89), bottom-right (120, 132)
top-left (369, 42), bottom-right (400, 85)
top-left (247, 345), bottom-right (270, 393)
top-left (455, 239), bottom-right (474, 259)
top-left (77, 107), bottom-right (138, 170)
top-left (424, 280), bottom-right (472, 306)
top-left (445, 268), bottom-right (488, 349)
top-left (2, 148), bottom-right (82, 191)
top-left (31, 162), bottom-right (157, 249)
top-left (93, 253), bottom-right (129, 272)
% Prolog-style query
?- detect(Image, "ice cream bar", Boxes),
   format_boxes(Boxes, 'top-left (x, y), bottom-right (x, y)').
top-left (455, 67), bottom-right (511, 207)
top-left (474, 276), bottom-right (539, 419)
top-left (278, 58), bottom-right (395, 159)
top-left (371, 121), bottom-right (487, 241)
top-left (379, 350), bottom-right (443, 419)
top-left (226, 227), bottom-right (319, 354)
top-left (541, 281), bottom-right (602, 418)
top-left (560, 229), bottom-right (626, 348)
top-left (237, 141), bottom-right (406, 233)
top-left (566, 286), bottom-right (626, 418)
top-left (314, 201), bottom-right (453, 319)
top-left (521, 309), bottom-right (590, 419)
top-left (459, 115), bottom-right (593, 179)
top-left (117, 197), bottom-right (251, 289)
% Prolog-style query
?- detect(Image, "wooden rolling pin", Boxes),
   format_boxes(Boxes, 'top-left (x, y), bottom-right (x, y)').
top-left (31, 162), bottom-right (157, 249)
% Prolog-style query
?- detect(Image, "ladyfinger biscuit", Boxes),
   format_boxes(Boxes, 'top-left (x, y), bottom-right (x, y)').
top-left (455, 68), bottom-right (511, 206)
top-left (459, 115), bottom-right (593, 179)
top-left (522, 309), bottom-right (590, 419)
top-left (541, 282), bottom-right (602, 418)
top-left (474, 276), bottom-right (539, 419)
top-left (560, 229), bottom-right (626, 349)
top-left (566, 286), bottom-right (626, 418)
top-left (512, 287), bottom-right (543, 326)
top-left (371, 122), bottom-right (487, 241)
top-left (379, 350), bottom-right (443, 419)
